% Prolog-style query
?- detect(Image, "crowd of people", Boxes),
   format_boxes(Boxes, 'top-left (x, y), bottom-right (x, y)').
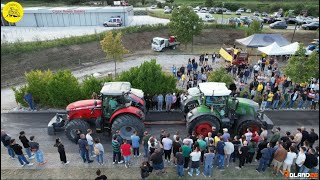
top-left (2, 125), bottom-right (318, 179)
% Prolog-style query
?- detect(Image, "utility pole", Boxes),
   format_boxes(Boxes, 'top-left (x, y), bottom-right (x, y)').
top-left (291, 23), bottom-right (298, 42)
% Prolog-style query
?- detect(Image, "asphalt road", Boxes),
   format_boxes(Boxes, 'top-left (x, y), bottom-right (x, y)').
top-left (1, 110), bottom-right (319, 154)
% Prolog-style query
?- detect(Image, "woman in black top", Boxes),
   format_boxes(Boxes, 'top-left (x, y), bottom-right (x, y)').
top-left (54, 138), bottom-right (69, 164)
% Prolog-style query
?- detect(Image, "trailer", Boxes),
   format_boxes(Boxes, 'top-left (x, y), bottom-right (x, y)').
top-left (151, 36), bottom-right (180, 52)
top-left (219, 47), bottom-right (248, 65)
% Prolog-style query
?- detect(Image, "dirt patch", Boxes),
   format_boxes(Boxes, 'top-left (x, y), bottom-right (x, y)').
top-left (1, 28), bottom-right (316, 87)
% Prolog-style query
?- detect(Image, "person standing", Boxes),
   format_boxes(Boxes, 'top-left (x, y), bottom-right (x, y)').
top-left (54, 138), bottom-right (69, 165)
top-left (301, 127), bottom-right (309, 148)
top-left (131, 131), bottom-right (140, 157)
top-left (281, 146), bottom-right (297, 174)
top-left (120, 139), bottom-right (132, 168)
top-left (162, 133), bottom-right (173, 163)
top-left (182, 141), bottom-right (192, 170)
top-left (203, 147), bottom-right (215, 177)
top-left (175, 147), bottom-right (185, 178)
top-left (157, 94), bottom-right (164, 111)
top-left (224, 138), bottom-right (234, 168)
top-left (300, 148), bottom-right (318, 173)
top-left (308, 128), bottom-right (319, 148)
top-left (95, 169), bottom-right (107, 180)
top-left (293, 128), bottom-right (303, 148)
top-left (10, 139), bottom-right (34, 167)
top-left (23, 92), bottom-right (36, 111)
top-left (78, 134), bottom-right (93, 163)
top-left (1, 130), bottom-right (15, 159)
top-left (289, 91), bottom-right (299, 109)
top-left (142, 131), bottom-right (151, 158)
top-left (279, 91), bottom-right (289, 109)
top-left (140, 161), bottom-right (151, 180)
top-left (244, 128), bottom-right (253, 142)
top-left (112, 135), bottom-right (123, 164)
top-left (197, 135), bottom-right (207, 164)
top-left (18, 131), bottom-right (33, 160)
top-left (256, 136), bottom-right (268, 161)
top-left (236, 141), bottom-right (249, 170)
top-left (204, 132), bottom-right (214, 145)
top-left (246, 139), bottom-right (257, 164)
top-left (29, 136), bottom-right (47, 165)
top-left (272, 143), bottom-right (287, 176)
top-left (216, 136), bottom-right (226, 170)
top-left (165, 93), bottom-right (173, 112)
top-left (145, 94), bottom-right (152, 113)
top-left (150, 143), bottom-right (165, 175)
top-left (231, 136), bottom-right (241, 163)
top-left (172, 136), bottom-right (181, 165)
top-left (152, 94), bottom-right (158, 110)
top-left (172, 65), bottom-right (177, 77)
top-left (222, 128), bottom-right (230, 142)
top-left (270, 127), bottom-right (281, 147)
top-left (188, 147), bottom-right (201, 176)
top-left (94, 138), bottom-right (104, 165)
top-left (295, 146), bottom-right (306, 174)
top-left (256, 143), bottom-right (273, 173)
top-left (86, 129), bottom-right (95, 158)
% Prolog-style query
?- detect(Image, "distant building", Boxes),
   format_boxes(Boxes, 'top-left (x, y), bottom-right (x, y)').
top-left (1, 6), bottom-right (133, 27)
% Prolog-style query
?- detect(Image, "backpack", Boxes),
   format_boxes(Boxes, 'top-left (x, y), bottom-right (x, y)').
top-left (94, 145), bottom-right (100, 155)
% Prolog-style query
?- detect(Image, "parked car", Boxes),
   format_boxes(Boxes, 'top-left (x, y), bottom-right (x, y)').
top-left (246, 9), bottom-right (251, 13)
top-left (285, 17), bottom-right (297, 24)
top-left (253, 11), bottom-right (259, 16)
top-left (216, 8), bottom-right (223, 14)
top-left (302, 22), bottom-right (319, 30)
top-left (193, 9), bottom-right (199, 13)
top-left (269, 21), bottom-right (288, 29)
top-left (229, 17), bottom-right (243, 25)
top-left (250, 16), bottom-right (264, 22)
top-left (261, 12), bottom-right (268, 17)
top-left (237, 8), bottom-right (245, 13)
top-left (264, 17), bottom-right (282, 24)
top-left (209, 8), bottom-right (216, 14)
top-left (224, 10), bottom-right (232, 15)
top-left (200, 8), bottom-right (207, 13)
top-left (197, 13), bottom-right (215, 22)
top-left (150, 5), bottom-right (156, 9)
top-left (164, 8), bottom-right (172, 13)
top-left (235, 10), bottom-right (242, 15)
top-left (240, 16), bottom-right (253, 25)
top-left (103, 16), bottom-right (122, 27)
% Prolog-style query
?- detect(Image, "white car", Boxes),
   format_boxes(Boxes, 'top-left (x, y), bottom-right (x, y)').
top-left (150, 5), bottom-right (156, 9)
top-left (193, 9), bottom-right (199, 13)
top-left (224, 10), bottom-right (232, 15)
top-left (235, 10), bottom-right (241, 15)
top-left (237, 8), bottom-right (245, 12)
top-left (246, 9), bottom-right (251, 13)
top-left (164, 8), bottom-right (172, 13)
top-left (200, 8), bottom-right (207, 13)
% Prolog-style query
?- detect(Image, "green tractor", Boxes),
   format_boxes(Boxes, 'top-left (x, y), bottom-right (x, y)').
top-left (185, 82), bottom-right (273, 136)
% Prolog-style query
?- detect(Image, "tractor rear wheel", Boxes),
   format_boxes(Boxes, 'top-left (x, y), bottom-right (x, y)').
top-left (111, 114), bottom-right (145, 140)
top-left (187, 115), bottom-right (220, 137)
top-left (65, 119), bottom-right (90, 143)
top-left (236, 120), bottom-right (263, 137)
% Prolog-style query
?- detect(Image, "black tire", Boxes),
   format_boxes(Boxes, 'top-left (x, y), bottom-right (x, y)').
top-left (111, 114), bottom-right (145, 140)
top-left (187, 115), bottom-right (220, 137)
top-left (103, 24), bottom-right (108, 27)
top-left (236, 120), bottom-right (263, 137)
top-left (65, 119), bottom-right (90, 143)
top-left (184, 100), bottom-right (199, 114)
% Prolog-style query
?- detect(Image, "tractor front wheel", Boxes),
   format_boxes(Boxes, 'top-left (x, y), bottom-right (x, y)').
top-left (111, 114), bottom-right (145, 140)
top-left (236, 120), bottom-right (263, 137)
top-left (187, 115), bottom-right (220, 137)
top-left (65, 119), bottom-right (90, 143)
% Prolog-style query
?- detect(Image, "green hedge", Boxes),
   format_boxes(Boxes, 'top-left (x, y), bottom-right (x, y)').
top-left (13, 60), bottom-right (178, 108)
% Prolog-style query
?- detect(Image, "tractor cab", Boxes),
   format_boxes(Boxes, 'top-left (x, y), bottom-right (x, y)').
top-left (100, 82), bottom-right (132, 118)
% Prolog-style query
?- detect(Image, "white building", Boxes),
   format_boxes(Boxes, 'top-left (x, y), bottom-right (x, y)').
top-left (1, 6), bottom-right (133, 27)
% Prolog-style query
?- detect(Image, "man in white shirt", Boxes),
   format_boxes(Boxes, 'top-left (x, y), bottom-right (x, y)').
top-left (205, 132), bottom-right (214, 145)
top-left (183, 135), bottom-right (194, 148)
top-left (295, 146), bottom-right (306, 174)
top-left (260, 127), bottom-right (268, 141)
top-left (245, 128), bottom-right (253, 142)
top-left (86, 129), bottom-right (95, 157)
top-left (282, 146), bottom-right (297, 173)
top-left (224, 138), bottom-right (234, 167)
top-left (293, 128), bottom-right (303, 147)
top-left (253, 64), bottom-right (260, 74)
top-left (162, 133), bottom-right (173, 162)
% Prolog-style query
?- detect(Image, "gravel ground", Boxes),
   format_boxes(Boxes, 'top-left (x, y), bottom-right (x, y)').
top-left (0, 16), bottom-right (169, 43)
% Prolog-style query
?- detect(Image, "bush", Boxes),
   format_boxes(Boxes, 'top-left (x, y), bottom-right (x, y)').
top-left (207, 67), bottom-right (234, 87)
top-left (12, 85), bottom-right (29, 107)
top-left (47, 70), bottom-right (82, 108)
top-left (157, 2), bottom-right (163, 8)
top-left (245, 20), bottom-right (262, 36)
top-left (81, 76), bottom-right (113, 99)
top-left (117, 59), bottom-right (176, 95)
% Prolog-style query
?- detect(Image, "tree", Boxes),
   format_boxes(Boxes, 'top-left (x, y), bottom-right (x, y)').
top-left (117, 59), bottom-right (176, 95)
top-left (100, 31), bottom-right (129, 77)
top-left (207, 67), bottom-right (234, 87)
top-left (166, 0), bottom-right (174, 3)
top-left (205, 0), bottom-right (213, 8)
top-left (168, 5), bottom-right (204, 49)
top-left (245, 20), bottom-right (262, 36)
top-left (284, 44), bottom-right (319, 84)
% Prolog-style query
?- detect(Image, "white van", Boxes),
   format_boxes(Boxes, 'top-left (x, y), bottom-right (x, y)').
top-left (197, 13), bottom-right (215, 22)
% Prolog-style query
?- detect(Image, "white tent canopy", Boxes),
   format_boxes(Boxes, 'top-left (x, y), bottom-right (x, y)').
top-left (257, 42), bottom-right (290, 55)
top-left (281, 42), bottom-right (299, 55)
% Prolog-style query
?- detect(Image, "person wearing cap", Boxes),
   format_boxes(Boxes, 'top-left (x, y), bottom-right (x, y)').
top-left (222, 128), bottom-right (230, 142)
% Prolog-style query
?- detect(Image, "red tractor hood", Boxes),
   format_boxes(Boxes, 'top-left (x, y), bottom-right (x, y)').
top-left (66, 99), bottom-right (102, 111)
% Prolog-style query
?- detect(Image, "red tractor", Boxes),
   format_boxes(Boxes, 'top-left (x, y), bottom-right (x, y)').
top-left (47, 82), bottom-right (145, 142)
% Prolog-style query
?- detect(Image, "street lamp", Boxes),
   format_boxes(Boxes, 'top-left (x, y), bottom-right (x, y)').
top-left (291, 22), bottom-right (298, 43)
top-left (192, 25), bottom-right (196, 53)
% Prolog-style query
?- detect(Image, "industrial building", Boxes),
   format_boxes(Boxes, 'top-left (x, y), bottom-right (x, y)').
top-left (1, 5), bottom-right (133, 27)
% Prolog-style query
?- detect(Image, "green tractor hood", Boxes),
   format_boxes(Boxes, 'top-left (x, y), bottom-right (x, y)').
top-left (232, 98), bottom-right (259, 117)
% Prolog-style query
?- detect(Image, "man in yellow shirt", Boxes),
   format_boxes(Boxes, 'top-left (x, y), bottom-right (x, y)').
top-left (267, 91), bottom-right (274, 109)
top-left (257, 82), bottom-right (264, 92)
top-left (214, 133), bottom-right (221, 147)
